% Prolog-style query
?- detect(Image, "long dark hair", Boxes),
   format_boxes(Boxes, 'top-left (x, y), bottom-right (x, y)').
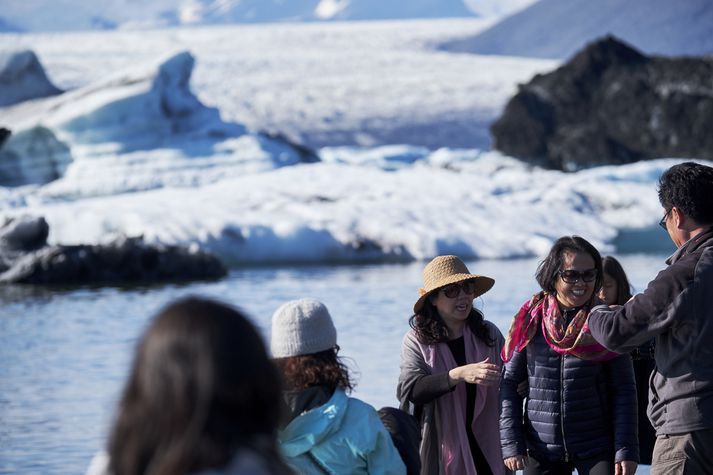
top-left (535, 235), bottom-right (603, 301)
top-left (602, 256), bottom-right (633, 305)
top-left (107, 297), bottom-right (289, 475)
top-left (409, 296), bottom-right (495, 346)
top-left (273, 347), bottom-right (354, 394)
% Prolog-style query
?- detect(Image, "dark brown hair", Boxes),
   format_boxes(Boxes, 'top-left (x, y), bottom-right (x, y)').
top-left (409, 295), bottom-right (495, 346)
top-left (602, 256), bottom-right (633, 305)
top-left (107, 297), bottom-right (289, 475)
top-left (273, 347), bottom-right (354, 393)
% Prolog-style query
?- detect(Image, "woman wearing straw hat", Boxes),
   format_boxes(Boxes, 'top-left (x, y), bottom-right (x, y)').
top-left (397, 255), bottom-right (506, 475)
top-left (499, 236), bottom-right (638, 475)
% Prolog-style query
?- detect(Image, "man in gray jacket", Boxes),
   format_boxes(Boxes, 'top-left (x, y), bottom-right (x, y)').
top-left (588, 161), bottom-right (713, 474)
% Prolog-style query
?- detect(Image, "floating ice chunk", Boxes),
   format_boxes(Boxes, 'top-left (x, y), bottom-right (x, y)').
top-left (0, 50), bottom-right (62, 107)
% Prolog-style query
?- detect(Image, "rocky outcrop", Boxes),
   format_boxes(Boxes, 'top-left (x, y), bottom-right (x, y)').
top-left (491, 36), bottom-right (713, 171)
top-left (0, 215), bottom-right (226, 285)
top-left (0, 50), bottom-right (62, 107)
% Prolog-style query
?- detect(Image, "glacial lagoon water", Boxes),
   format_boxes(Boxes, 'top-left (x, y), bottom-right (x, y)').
top-left (0, 254), bottom-right (667, 474)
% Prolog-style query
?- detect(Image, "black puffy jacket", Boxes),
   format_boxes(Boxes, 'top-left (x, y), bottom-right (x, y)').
top-left (499, 319), bottom-right (639, 464)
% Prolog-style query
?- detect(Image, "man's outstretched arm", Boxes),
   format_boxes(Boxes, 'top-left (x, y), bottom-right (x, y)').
top-left (589, 255), bottom-right (694, 352)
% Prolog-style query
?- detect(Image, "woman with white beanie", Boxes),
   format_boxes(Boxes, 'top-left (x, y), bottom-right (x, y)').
top-left (271, 298), bottom-right (406, 475)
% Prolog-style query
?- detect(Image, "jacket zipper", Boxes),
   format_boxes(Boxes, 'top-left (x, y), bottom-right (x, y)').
top-left (560, 354), bottom-right (570, 462)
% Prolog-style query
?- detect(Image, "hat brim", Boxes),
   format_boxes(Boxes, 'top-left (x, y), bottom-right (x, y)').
top-left (413, 274), bottom-right (495, 314)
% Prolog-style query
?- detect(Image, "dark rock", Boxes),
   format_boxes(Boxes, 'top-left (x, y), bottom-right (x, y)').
top-left (0, 127), bottom-right (10, 147)
top-left (259, 130), bottom-right (320, 164)
top-left (491, 36), bottom-right (713, 171)
top-left (0, 217), bottom-right (226, 286)
top-left (0, 216), bottom-right (49, 270)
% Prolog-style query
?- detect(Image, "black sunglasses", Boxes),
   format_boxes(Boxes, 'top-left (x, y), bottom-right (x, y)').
top-left (558, 269), bottom-right (598, 284)
top-left (440, 281), bottom-right (477, 298)
top-left (659, 210), bottom-right (670, 230)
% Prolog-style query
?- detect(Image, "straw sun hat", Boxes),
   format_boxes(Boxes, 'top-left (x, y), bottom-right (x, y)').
top-left (413, 255), bottom-right (495, 314)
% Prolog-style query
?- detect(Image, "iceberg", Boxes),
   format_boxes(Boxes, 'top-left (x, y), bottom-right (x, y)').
top-left (0, 50), bottom-right (62, 107)
top-left (0, 51), bottom-right (314, 194)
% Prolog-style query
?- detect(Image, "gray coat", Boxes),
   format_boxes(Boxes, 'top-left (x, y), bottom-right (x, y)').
top-left (397, 321), bottom-right (504, 475)
top-left (589, 227), bottom-right (713, 436)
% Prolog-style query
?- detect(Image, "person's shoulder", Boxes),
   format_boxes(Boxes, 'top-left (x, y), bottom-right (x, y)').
top-left (483, 319), bottom-right (504, 339)
top-left (658, 249), bottom-right (700, 284)
top-left (401, 328), bottom-right (420, 346)
top-left (346, 393), bottom-right (378, 414)
top-left (196, 448), bottom-right (280, 475)
top-left (345, 394), bottom-right (391, 427)
top-left (340, 396), bottom-right (392, 443)
top-left (85, 451), bottom-right (110, 475)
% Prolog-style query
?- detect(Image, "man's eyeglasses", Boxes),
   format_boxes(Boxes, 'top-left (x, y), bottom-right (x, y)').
top-left (659, 210), bottom-right (670, 230)
top-left (558, 269), bottom-right (598, 284)
top-left (440, 281), bottom-right (477, 298)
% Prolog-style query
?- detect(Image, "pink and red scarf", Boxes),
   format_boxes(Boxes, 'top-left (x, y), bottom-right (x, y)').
top-left (501, 291), bottom-right (619, 363)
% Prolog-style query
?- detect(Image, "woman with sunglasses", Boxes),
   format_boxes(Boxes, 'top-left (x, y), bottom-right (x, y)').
top-left (398, 255), bottom-right (506, 475)
top-left (500, 236), bottom-right (639, 475)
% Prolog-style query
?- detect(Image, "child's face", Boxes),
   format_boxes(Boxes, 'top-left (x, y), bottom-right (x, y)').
top-left (598, 272), bottom-right (618, 305)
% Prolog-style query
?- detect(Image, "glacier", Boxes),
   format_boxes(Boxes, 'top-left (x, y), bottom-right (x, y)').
top-left (0, 20), bottom-right (686, 266)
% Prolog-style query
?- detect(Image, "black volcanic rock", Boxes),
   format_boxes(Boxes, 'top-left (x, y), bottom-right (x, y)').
top-left (0, 215), bottom-right (49, 270)
top-left (491, 36), bottom-right (713, 171)
top-left (0, 215), bottom-right (226, 285)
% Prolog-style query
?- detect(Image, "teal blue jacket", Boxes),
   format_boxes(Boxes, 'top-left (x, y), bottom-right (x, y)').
top-left (278, 388), bottom-right (406, 475)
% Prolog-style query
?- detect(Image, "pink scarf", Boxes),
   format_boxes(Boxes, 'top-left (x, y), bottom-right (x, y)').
top-left (501, 291), bottom-right (619, 363)
top-left (417, 325), bottom-right (505, 475)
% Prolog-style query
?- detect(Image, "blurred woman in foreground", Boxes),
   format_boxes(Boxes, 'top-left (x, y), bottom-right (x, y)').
top-left (87, 297), bottom-right (291, 475)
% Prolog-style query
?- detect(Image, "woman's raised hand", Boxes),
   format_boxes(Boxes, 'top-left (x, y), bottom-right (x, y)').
top-left (504, 455), bottom-right (527, 471)
top-left (615, 460), bottom-right (637, 475)
top-left (448, 357), bottom-right (500, 387)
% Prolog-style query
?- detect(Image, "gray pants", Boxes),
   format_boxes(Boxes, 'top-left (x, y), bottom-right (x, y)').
top-left (651, 428), bottom-right (713, 475)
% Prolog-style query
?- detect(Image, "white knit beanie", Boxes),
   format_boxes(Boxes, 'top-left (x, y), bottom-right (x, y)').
top-left (270, 298), bottom-right (337, 358)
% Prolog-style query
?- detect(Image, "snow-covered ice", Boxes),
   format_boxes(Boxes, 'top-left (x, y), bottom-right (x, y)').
top-left (0, 20), bottom-right (688, 265)
top-left (0, 20), bottom-right (556, 149)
